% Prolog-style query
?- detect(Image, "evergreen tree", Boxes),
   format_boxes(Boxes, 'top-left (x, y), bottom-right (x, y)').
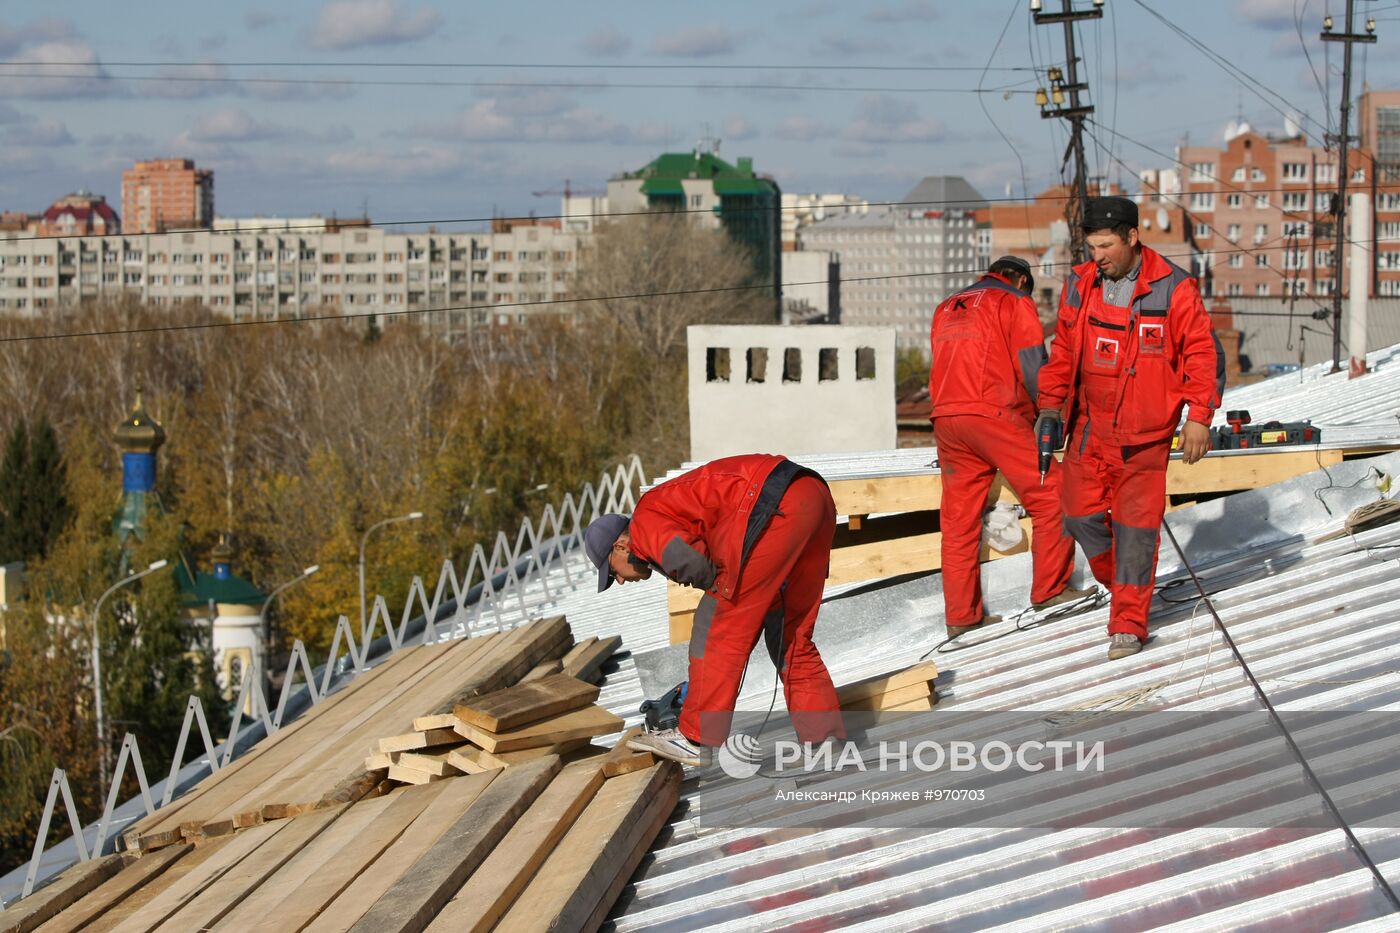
top-left (0, 419), bottom-right (29, 563)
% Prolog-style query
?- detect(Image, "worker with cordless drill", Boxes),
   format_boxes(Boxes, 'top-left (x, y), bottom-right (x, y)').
top-left (930, 256), bottom-right (1091, 638)
top-left (1034, 197), bottom-right (1225, 660)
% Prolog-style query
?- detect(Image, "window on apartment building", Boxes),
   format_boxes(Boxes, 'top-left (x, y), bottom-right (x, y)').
top-left (1195, 223), bottom-right (1211, 238)
top-left (1316, 249), bottom-right (1334, 267)
top-left (1283, 249), bottom-right (1308, 270)
top-left (783, 348), bottom-right (802, 383)
top-left (1255, 254), bottom-right (1269, 267)
top-left (1251, 168), bottom-right (1266, 182)
top-left (1380, 222), bottom-right (1400, 241)
top-left (1227, 194), bottom-right (1242, 209)
top-left (1282, 163), bottom-right (1308, 181)
top-left (495, 272), bottom-right (511, 283)
top-left (1229, 254), bottom-right (1244, 268)
top-left (300, 249), bottom-right (316, 260)
top-left (493, 251), bottom-right (510, 262)
top-left (1283, 221), bottom-right (1309, 238)
top-left (1282, 192), bottom-right (1307, 212)
top-left (1189, 162), bottom-right (1214, 181)
top-left (1379, 252), bottom-right (1400, 270)
top-left (706, 347), bottom-right (731, 383)
top-left (818, 348), bottom-right (839, 382)
top-left (1189, 192), bottom-right (1215, 210)
top-left (1381, 279), bottom-right (1400, 297)
top-left (1316, 163), bottom-right (1337, 183)
top-left (1256, 283), bottom-right (1271, 296)
top-left (1254, 194), bottom-right (1269, 209)
top-left (1254, 224), bottom-right (1269, 243)
top-left (1228, 283), bottom-right (1243, 296)
top-left (1227, 223), bottom-right (1241, 241)
top-left (1229, 168), bottom-right (1244, 182)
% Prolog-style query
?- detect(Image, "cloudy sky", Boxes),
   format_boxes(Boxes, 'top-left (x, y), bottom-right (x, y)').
top-left (1, 0), bottom-right (1398, 230)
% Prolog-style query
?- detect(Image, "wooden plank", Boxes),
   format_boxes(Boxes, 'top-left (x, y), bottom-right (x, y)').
top-left (249, 777), bottom-right (466, 933)
top-left (493, 762), bottom-right (682, 933)
top-left (478, 738), bottom-right (591, 770)
top-left (452, 705), bottom-right (625, 754)
top-left (344, 755), bottom-right (563, 933)
top-left (601, 728), bottom-right (655, 778)
top-left (424, 760), bottom-right (608, 933)
top-left (397, 751), bottom-right (460, 776)
top-left (454, 673), bottom-right (600, 733)
top-left (126, 638), bottom-right (454, 850)
top-left (209, 794), bottom-right (400, 932)
top-left (379, 727), bottom-right (461, 754)
top-left (428, 617), bottom-right (573, 716)
top-left (410, 713), bottom-right (458, 732)
top-left (882, 695), bottom-right (937, 712)
top-left (828, 473), bottom-right (938, 515)
top-left (150, 805), bottom-right (346, 932)
top-left (83, 841), bottom-right (232, 933)
top-left (365, 752), bottom-right (394, 770)
top-left (835, 662), bottom-right (939, 706)
top-left (389, 765), bottom-right (447, 785)
top-left (842, 681), bottom-right (933, 712)
top-left (1164, 447), bottom-right (1343, 494)
top-left (561, 636), bottom-right (623, 684)
top-left (519, 658), bottom-right (563, 684)
top-left (0, 855), bottom-right (126, 933)
top-left (34, 847), bottom-right (190, 933)
top-left (106, 819), bottom-right (295, 933)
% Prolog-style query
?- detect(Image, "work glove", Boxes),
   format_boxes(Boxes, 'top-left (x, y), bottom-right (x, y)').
top-left (1033, 409), bottom-right (1062, 449)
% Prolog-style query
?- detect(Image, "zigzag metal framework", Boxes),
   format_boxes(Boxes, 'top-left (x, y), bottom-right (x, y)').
top-left (6, 455), bottom-right (646, 906)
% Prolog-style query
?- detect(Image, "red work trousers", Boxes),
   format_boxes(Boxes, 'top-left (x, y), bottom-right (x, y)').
top-left (681, 476), bottom-right (843, 747)
top-left (1060, 426), bottom-right (1172, 641)
top-left (933, 414), bottom-right (1075, 627)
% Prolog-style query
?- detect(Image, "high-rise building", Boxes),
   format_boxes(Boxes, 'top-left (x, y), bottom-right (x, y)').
top-left (122, 158), bottom-right (214, 233)
top-left (798, 177), bottom-right (986, 348)
top-left (607, 148), bottom-right (782, 311)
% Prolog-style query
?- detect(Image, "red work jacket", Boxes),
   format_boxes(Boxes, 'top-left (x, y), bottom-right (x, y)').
top-left (1038, 247), bottom-right (1224, 445)
top-left (628, 453), bottom-right (812, 603)
top-left (928, 272), bottom-right (1046, 427)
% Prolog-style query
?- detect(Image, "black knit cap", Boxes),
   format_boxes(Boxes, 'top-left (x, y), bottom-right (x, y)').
top-left (1082, 196), bottom-right (1138, 231)
top-left (988, 255), bottom-right (1034, 294)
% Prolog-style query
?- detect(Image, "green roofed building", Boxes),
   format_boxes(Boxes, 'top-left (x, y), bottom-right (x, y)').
top-left (609, 148), bottom-right (782, 317)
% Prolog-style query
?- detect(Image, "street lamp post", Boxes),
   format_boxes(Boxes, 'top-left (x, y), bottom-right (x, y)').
top-left (261, 564), bottom-right (320, 682)
top-left (358, 511), bottom-right (423, 639)
top-left (91, 559), bottom-right (169, 789)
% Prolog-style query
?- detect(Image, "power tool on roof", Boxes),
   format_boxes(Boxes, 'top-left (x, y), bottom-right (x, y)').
top-left (1037, 416), bottom-right (1062, 485)
top-left (640, 681), bottom-right (687, 732)
top-left (1170, 409), bottom-right (1323, 452)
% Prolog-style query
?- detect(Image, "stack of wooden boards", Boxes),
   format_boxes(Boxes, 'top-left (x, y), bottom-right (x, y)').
top-left (118, 616), bottom-right (612, 853)
top-left (365, 638), bottom-right (631, 787)
top-left (836, 661), bottom-right (938, 713)
top-left (5, 753), bottom-right (681, 933)
top-left (4, 618), bottom-right (674, 932)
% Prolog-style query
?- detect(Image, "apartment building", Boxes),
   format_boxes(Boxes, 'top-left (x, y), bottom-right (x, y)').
top-left (0, 221), bottom-right (580, 340)
top-left (1167, 117), bottom-right (1400, 299)
top-left (121, 159), bottom-right (215, 233)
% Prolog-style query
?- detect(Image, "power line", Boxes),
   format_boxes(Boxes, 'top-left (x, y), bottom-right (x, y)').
top-left (0, 237), bottom-right (1377, 346)
top-left (979, 0), bottom-right (1038, 239)
top-left (1132, 0), bottom-right (1329, 137)
top-left (0, 70), bottom-right (1040, 95)
top-left (0, 59), bottom-right (1040, 73)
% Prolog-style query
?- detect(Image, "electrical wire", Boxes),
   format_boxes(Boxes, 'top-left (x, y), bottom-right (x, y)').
top-left (1297, 0), bottom-right (1333, 131)
top-left (980, 0), bottom-right (1038, 240)
top-left (0, 59), bottom-right (1041, 73)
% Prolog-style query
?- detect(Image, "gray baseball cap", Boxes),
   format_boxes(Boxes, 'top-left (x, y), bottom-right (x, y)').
top-left (584, 513), bottom-right (629, 593)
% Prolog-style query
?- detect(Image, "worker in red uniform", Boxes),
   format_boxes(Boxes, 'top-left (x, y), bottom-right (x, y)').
top-left (584, 454), bottom-right (842, 765)
top-left (1035, 197), bottom-right (1225, 659)
top-left (930, 256), bottom-right (1092, 638)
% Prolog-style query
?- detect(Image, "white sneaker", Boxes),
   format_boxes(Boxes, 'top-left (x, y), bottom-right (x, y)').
top-left (628, 728), bottom-right (707, 766)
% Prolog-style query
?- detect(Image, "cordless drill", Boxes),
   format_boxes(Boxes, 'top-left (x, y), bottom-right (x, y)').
top-left (1037, 416), bottom-right (1062, 486)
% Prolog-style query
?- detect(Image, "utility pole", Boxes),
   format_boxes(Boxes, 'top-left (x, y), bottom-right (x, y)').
top-left (1320, 1), bottom-right (1377, 373)
top-left (1033, 0), bottom-right (1103, 263)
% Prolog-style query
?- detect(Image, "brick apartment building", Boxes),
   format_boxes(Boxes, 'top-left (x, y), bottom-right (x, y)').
top-left (33, 192), bottom-right (120, 237)
top-left (1158, 90), bottom-right (1400, 300)
top-left (122, 159), bottom-right (215, 234)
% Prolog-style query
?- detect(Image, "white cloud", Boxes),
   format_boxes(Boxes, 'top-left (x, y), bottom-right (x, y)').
top-left (844, 94), bottom-right (945, 143)
top-left (187, 108), bottom-right (288, 143)
top-left (817, 35), bottom-right (895, 56)
top-left (8, 118), bottom-right (73, 146)
top-left (1235, 0), bottom-right (1301, 30)
top-left (0, 40), bottom-right (118, 99)
top-left (0, 17), bottom-right (76, 55)
top-left (141, 62), bottom-right (236, 100)
top-left (651, 25), bottom-right (739, 58)
top-left (308, 0), bottom-right (443, 50)
top-left (321, 145), bottom-right (463, 180)
top-left (775, 115), bottom-right (832, 142)
top-left (865, 1), bottom-right (938, 24)
top-left (413, 95), bottom-right (635, 144)
top-left (722, 115), bottom-right (759, 141)
top-left (581, 28), bottom-right (630, 58)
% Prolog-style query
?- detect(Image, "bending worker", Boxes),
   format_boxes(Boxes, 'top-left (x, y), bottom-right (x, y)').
top-left (584, 453), bottom-right (843, 765)
top-left (930, 255), bottom-right (1091, 637)
top-left (1034, 197), bottom-right (1225, 660)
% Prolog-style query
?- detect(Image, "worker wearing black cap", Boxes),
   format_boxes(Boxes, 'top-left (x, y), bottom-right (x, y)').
top-left (1034, 197), bottom-right (1225, 660)
top-left (929, 256), bottom-right (1092, 640)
